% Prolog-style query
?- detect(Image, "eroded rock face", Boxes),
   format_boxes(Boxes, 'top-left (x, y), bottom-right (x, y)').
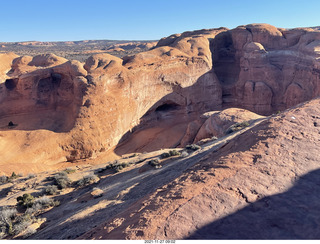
top-left (0, 56), bottom-right (87, 132)
top-left (1, 24), bottom-right (320, 173)
top-left (215, 23), bottom-right (320, 114)
top-left (0, 29), bottom-right (225, 172)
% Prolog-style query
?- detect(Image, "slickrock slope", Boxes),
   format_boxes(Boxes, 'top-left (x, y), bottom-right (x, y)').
top-left (0, 24), bottom-right (320, 175)
top-left (80, 97), bottom-right (320, 240)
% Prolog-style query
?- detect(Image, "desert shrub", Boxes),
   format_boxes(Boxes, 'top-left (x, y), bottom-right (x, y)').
top-left (27, 174), bottom-right (36, 179)
top-left (106, 160), bottom-right (118, 170)
top-left (106, 161), bottom-right (131, 173)
top-left (0, 207), bottom-right (22, 237)
top-left (34, 196), bottom-right (52, 208)
top-left (160, 150), bottom-right (181, 159)
top-left (77, 173), bottom-right (99, 187)
top-left (115, 165), bottom-right (124, 172)
top-left (148, 158), bottom-right (161, 168)
top-left (96, 167), bottom-right (106, 173)
top-left (226, 121), bottom-right (250, 134)
top-left (53, 172), bottom-right (71, 189)
top-left (0, 176), bottom-right (8, 184)
top-left (169, 150), bottom-right (181, 156)
top-left (45, 185), bottom-right (59, 195)
top-left (64, 168), bottom-right (76, 174)
top-left (0, 208), bottom-right (17, 224)
top-left (185, 144), bottom-right (201, 151)
top-left (112, 162), bottom-right (131, 172)
top-left (8, 172), bottom-right (20, 181)
top-left (160, 152), bottom-right (170, 159)
top-left (12, 219), bottom-right (31, 236)
top-left (180, 151), bottom-right (189, 158)
top-left (26, 196), bottom-right (59, 215)
top-left (105, 163), bottom-right (114, 170)
top-left (121, 162), bottom-right (130, 168)
top-left (34, 196), bottom-right (59, 209)
top-left (17, 194), bottom-right (35, 208)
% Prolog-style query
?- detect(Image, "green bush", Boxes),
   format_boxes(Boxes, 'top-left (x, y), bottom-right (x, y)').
top-left (169, 150), bottom-right (181, 156)
top-left (160, 152), bottom-right (170, 159)
top-left (226, 121), bottom-right (250, 134)
top-left (148, 158), bottom-right (161, 168)
top-left (185, 144), bottom-right (201, 151)
top-left (106, 161), bottom-right (131, 173)
top-left (17, 194), bottom-right (35, 208)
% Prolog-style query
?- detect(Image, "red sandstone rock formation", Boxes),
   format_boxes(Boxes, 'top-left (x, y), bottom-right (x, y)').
top-left (0, 24), bottom-right (320, 174)
top-left (79, 97), bottom-right (320, 240)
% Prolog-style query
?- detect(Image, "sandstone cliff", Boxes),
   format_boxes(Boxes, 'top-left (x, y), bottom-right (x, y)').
top-left (0, 24), bottom-right (320, 174)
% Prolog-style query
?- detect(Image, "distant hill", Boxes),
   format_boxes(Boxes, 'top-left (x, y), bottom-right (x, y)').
top-left (0, 39), bottom-right (157, 61)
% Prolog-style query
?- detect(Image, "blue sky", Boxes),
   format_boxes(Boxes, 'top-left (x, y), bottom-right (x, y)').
top-left (0, 0), bottom-right (319, 42)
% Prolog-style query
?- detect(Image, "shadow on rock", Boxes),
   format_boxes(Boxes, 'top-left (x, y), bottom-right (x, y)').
top-left (187, 168), bottom-right (320, 239)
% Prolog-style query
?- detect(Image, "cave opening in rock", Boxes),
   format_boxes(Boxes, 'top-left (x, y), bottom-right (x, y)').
top-left (5, 78), bottom-right (18, 90)
top-left (155, 103), bottom-right (180, 112)
top-left (211, 31), bottom-right (240, 85)
top-left (51, 73), bottom-right (62, 86)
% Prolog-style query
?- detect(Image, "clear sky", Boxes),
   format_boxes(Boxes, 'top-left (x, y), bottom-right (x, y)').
top-left (0, 0), bottom-right (319, 42)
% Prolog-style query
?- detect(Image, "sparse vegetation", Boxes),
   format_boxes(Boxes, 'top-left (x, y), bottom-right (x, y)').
top-left (77, 173), bottom-right (99, 187)
top-left (106, 161), bottom-right (132, 173)
top-left (0, 176), bottom-right (8, 184)
top-left (17, 194), bottom-right (35, 208)
top-left (44, 185), bottom-right (59, 195)
top-left (160, 152), bottom-right (171, 159)
top-left (53, 172), bottom-right (71, 189)
top-left (27, 174), bottom-right (36, 179)
top-left (0, 172), bottom-right (24, 184)
top-left (0, 207), bottom-right (20, 237)
top-left (226, 121), bottom-right (250, 134)
top-left (25, 197), bottom-right (59, 216)
top-left (169, 150), bottom-right (181, 156)
top-left (0, 194), bottom-right (61, 239)
top-left (148, 158), bottom-right (162, 168)
top-left (64, 168), bottom-right (76, 174)
top-left (8, 172), bottom-right (22, 182)
top-left (185, 144), bottom-right (201, 151)
top-left (160, 150), bottom-right (181, 159)
top-left (31, 196), bottom-right (59, 212)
